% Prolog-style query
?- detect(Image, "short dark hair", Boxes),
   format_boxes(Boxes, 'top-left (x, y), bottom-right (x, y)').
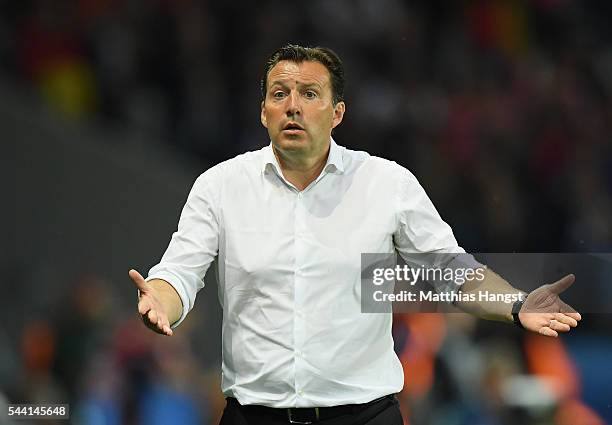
top-left (261, 44), bottom-right (345, 105)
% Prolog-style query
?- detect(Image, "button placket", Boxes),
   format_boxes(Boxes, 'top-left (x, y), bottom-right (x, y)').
top-left (293, 190), bottom-right (308, 399)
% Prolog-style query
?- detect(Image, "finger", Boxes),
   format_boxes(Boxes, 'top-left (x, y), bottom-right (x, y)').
top-left (138, 298), bottom-right (153, 315)
top-left (538, 315), bottom-right (554, 328)
top-left (567, 311), bottom-right (582, 322)
top-left (160, 316), bottom-right (172, 335)
top-left (157, 321), bottom-right (171, 336)
top-left (148, 309), bottom-right (158, 325)
top-left (534, 313), bottom-right (555, 323)
top-left (554, 312), bottom-right (578, 328)
top-left (155, 313), bottom-right (170, 334)
top-left (548, 274), bottom-right (575, 295)
top-left (129, 269), bottom-right (150, 293)
top-left (539, 326), bottom-right (558, 338)
top-left (549, 319), bottom-right (570, 333)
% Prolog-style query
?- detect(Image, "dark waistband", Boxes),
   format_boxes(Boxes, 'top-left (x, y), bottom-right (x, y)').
top-left (226, 394), bottom-right (395, 424)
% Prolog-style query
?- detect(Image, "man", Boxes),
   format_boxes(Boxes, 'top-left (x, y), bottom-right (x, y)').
top-left (129, 45), bottom-right (581, 425)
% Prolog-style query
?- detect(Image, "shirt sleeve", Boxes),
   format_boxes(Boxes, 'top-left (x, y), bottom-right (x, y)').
top-left (146, 170), bottom-right (220, 328)
top-left (392, 166), bottom-right (482, 294)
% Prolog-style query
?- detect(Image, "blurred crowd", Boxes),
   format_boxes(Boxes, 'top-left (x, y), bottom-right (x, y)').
top-left (2, 0), bottom-right (612, 252)
top-left (1, 275), bottom-right (609, 425)
top-left (0, 275), bottom-right (226, 425)
top-left (2, 0), bottom-right (612, 424)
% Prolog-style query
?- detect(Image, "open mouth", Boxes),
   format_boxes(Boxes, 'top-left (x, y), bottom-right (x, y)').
top-left (283, 122), bottom-right (305, 132)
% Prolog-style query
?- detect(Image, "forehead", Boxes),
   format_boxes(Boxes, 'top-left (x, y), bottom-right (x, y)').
top-left (267, 60), bottom-right (331, 88)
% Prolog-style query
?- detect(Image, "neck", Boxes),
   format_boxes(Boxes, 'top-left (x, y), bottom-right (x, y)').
top-left (273, 143), bottom-right (330, 191)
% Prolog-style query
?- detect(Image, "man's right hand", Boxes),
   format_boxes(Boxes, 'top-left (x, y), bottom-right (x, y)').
top-left (129, 269), bottom-right (174, 336)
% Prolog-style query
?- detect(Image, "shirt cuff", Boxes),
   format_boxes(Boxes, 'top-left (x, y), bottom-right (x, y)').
top-left (438, 252), bottom-right (487, 295)
top-left (145, 271), bottom-right (192, 329)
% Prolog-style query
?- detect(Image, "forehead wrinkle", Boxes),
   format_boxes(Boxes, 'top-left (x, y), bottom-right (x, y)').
top-left (269, 79), bottom-right (324, 90)
top-left (267, 62), bottom-right (330, 90)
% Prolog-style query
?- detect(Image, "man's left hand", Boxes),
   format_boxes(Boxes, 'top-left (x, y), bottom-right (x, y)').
top-left (518, 274), bottom-right (582, 337)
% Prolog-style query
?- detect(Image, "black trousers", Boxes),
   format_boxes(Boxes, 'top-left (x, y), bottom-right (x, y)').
top-left (218, 395), bottom-right (403, 425)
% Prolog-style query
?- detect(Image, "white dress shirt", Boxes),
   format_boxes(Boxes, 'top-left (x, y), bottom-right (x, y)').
top-left (147, 139), bottom-right (467, 408)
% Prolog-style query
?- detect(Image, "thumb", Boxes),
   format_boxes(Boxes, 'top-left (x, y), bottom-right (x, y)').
top-left (548, 274), bottom-right (575, 295)
top-left (129, 269), bottom-right (150, 293)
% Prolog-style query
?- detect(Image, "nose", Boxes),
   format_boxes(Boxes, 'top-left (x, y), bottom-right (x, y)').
top-left (285, 91), bottom-right (301, 117)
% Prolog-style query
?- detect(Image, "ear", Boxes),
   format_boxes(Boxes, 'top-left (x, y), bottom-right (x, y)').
top-left (260, 100), bottom-right (268, 128)
top-left (331, 101), bottom-right (346, 129)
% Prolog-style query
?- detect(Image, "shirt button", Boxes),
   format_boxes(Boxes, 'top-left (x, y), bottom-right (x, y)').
top-left (298, 390), bottom-right (304, 396)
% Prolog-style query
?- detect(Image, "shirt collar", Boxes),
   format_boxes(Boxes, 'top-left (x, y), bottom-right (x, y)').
top-left (262, 137), bottom-right (344, 176)
top-left (326, 137), bottom-right (344, 174)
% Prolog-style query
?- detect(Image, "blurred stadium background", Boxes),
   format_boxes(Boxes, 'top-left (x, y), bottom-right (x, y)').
top-left (2, 0), bottom-right (612, 424)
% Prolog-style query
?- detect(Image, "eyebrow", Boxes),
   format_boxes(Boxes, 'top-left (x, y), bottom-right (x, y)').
top-left (268, 81), bottom-right (323, 91)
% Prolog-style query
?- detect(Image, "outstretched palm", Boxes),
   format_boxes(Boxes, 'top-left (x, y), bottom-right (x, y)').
top-left (129, 269), bottom-right (174, 336)
top-left (519, 274), bottom-right (581, 337)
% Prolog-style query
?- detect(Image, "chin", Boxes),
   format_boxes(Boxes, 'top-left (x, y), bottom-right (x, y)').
top-left (275, 136), bottom-right (309, 150)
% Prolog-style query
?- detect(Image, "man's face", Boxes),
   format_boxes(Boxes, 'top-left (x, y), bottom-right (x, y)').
top-left (261, 60), bottom-right (345, 159)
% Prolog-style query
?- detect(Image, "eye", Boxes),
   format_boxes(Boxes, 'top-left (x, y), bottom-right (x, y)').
top-left (272, 91), bottom-right (286, 99)
top-left (304, 90), bottom-right (317, 99)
